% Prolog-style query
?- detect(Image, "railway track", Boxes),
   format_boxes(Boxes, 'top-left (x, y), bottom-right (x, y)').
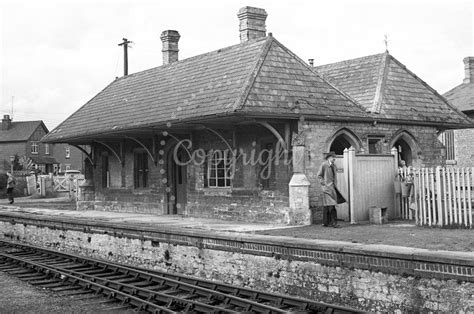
top-left (0, 239), bottom-right (363, 313)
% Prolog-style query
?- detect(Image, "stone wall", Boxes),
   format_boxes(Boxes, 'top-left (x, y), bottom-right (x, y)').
top-left (87, 125), bottom-right (292, 223)
top-left (454, 128), bottom-right (474, 167)
top-left (300, 120), bottom-right (445, 213)
top-left (0, 217), bottom-right (471, 312)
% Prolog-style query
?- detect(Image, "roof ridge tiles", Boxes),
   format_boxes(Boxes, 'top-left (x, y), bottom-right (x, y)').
top-left (371, 52), bottom-right (390, 113)
top-left (388, 55), bottom-right (472, 125)
top-left (232, 36), bottom-right (274, 112)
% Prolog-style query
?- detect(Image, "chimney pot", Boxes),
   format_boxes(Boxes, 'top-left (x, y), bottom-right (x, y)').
top-left (2, 114), bottom-right (11, 131)
top-left (463, 56), bottom-right (474, 84)
top-left (237, 6), bottom-right (267, 43)
top-left (160, 30), bottom-right (180, 65)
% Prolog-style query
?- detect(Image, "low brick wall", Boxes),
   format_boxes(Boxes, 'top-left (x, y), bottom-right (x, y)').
top-left (187, 189), bottom-right (290, 224)
top-left (0, 213), bottom-right (472, 312)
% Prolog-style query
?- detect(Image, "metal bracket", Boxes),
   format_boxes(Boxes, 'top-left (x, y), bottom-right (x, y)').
top-left (94, 140), bottom-right (122, 164)
top-left (124, 135), bottom-right (156, 165)
top-left (70, 144), bottom-right (94, 167)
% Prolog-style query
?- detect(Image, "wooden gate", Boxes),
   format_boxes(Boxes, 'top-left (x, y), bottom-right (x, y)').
top-left (340, 147), bottom-right (398, 223)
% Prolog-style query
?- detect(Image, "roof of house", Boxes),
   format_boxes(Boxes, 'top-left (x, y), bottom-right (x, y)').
top-left (30, 155), bottom-right (59, 165)
top-left (43, 36), bottom-right (370, 143)
top-left (443, 82), bottom-right (474, 112)
top-left (0, 121), bottom-right (46, 142)
top-left (316, 52), bottom-right (472, 126)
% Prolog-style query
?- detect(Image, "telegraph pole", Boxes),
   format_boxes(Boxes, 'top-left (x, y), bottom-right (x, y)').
top-left (118, 38), bottom-right (132, 76)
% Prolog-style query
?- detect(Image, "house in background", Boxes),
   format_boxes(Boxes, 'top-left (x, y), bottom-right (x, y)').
top-left (42, 6), bottom-right (471, 225)
top-left (442, 57), bottom-right (474, 167)
top-left (0, 114), bottom-right (84, 174)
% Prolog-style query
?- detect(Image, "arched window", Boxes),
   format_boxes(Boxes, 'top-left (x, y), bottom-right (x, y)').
top-left (390, 130), bottom-right (419, 167)
top-left (328, 128), bottom-right (361, 155)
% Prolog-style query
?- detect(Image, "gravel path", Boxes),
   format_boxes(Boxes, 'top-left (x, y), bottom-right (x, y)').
top-left (0, 272), bottom-right (131, 313)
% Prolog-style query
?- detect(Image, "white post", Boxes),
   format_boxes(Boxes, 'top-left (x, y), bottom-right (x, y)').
top-left (348, 147), bottom-right (356, 224)
top-left (391, 147), bottom-right (400, 219)
top-left (344, 148), bottom-right (351, 222)
top-left (435, 166), bottom-right (443, 227)
top-left (462, 168), bottom-right (468, 227)
top-left (442, 167), bottom-right (448, 225)
top-left (456, 168), bottom-right (462, 225)
top-left (447, 167), bottom-right (453, 225)
top-left (468, 168), bottom-right (473, 228)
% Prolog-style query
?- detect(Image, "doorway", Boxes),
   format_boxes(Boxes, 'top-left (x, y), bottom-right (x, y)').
top-left (167, 146), bottom-right (187, 214)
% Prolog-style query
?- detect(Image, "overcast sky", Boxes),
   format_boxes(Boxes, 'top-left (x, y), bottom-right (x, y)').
top-left (1, 0), bottom-right (472, 130)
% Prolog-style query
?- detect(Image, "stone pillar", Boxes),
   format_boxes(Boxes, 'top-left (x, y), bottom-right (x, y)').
top-left (289, 142), bottom-right (311, 225)
top-left (76, 179), bottom-right (95, 211)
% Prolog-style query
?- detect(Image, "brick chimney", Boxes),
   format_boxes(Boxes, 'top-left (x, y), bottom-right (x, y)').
top-left (1, 115), bottom-right (11, 130)
top-left (463, 57), bottom-right (474, 84)
top-left (160, 30), bottom-right (180, 65)
top-left (237, 6), bottom-right (267, 43)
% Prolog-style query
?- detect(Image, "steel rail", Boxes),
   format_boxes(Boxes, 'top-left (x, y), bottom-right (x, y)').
top-left (0, 252), bottom-right (175, 313)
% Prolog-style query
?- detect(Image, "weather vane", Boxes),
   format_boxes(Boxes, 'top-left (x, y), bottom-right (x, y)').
top-left (384, 34), bottom-right (389, 53)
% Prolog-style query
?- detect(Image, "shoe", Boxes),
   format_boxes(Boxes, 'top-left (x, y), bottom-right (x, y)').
top-left (9, 201), bottom-right (13, 204)
top-left (332, 224), bottom-right (341, 228)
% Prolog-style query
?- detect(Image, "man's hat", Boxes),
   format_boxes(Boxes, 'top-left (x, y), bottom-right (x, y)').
top-left (323, 151), bottom-right (337, 159)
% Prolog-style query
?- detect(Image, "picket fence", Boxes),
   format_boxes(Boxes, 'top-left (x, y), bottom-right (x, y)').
top-left (398, 167), bottom-right (473, 228)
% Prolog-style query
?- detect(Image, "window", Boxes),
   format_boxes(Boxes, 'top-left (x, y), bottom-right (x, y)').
top-left (65, 146), bottom-right (70, 159)
top-left (134, 151), bottom-right (148, 188)
top-left (368, 137), bottom-right (384, 154)
top-left (207, 150), bottom-right (232, 188)
top-left (440, 130), bottom-right (455, 161)
top-left (45, 144), bottom-right (50, 155)
top-left (31, 142), bottom-right (38, 154)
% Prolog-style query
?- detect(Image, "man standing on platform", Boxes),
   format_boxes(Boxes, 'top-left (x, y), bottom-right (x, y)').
top-left (6, 172), bottom-right (16, 204)
top-left (317, 152), bottom-right (345, 228)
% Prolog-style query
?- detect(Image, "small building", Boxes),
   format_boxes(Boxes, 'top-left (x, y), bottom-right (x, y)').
top-left (442, 57), bottom-right (474, 167)
top-left (0, 114), bottom-right (84, 174)
top-left (42, 7), bottom-right (471, 224)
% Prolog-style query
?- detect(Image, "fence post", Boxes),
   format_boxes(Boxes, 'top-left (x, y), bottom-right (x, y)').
top-left (348, 147), bottom-right (356, 224)
top-left (435, 167), bottom-right (443, 226)
top-left (391, 147), bottom-right (400, 219)
top-left (442, 167), bottom-right (448, 225)
top-left (468, 168), bottom-right (473, 228)
top-left (461, 168), bottom-right (468, 227)
top-left (420, 168), bottom-right (425, 226)
top-left (456, 168), bottom-right (462, 225)
top-left (343, 148), bottom-right (351, 222)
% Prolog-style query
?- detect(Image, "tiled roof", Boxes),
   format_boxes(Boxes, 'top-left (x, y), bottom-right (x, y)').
top-left (43, 36), bottom-right (369, 142)
top-left (30, 155), bottom-right (59, 164)
top-left (316, 53), bottom-right (472, 126)
top-left (443, 83), bottom-right (474, 112)
top-left (0, 121), bottom-right (45, 142)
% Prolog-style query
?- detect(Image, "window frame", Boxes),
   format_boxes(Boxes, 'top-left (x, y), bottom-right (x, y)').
top-left (207, 150), bottom-right (232, 188)
top-left (31, 141), bottom-right (39, 154)
top-left (44, 143), bottom-right (50, 155)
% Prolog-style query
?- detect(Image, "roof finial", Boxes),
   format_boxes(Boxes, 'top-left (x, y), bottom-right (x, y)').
top-left (384, 34), bottom-right (389, 53)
